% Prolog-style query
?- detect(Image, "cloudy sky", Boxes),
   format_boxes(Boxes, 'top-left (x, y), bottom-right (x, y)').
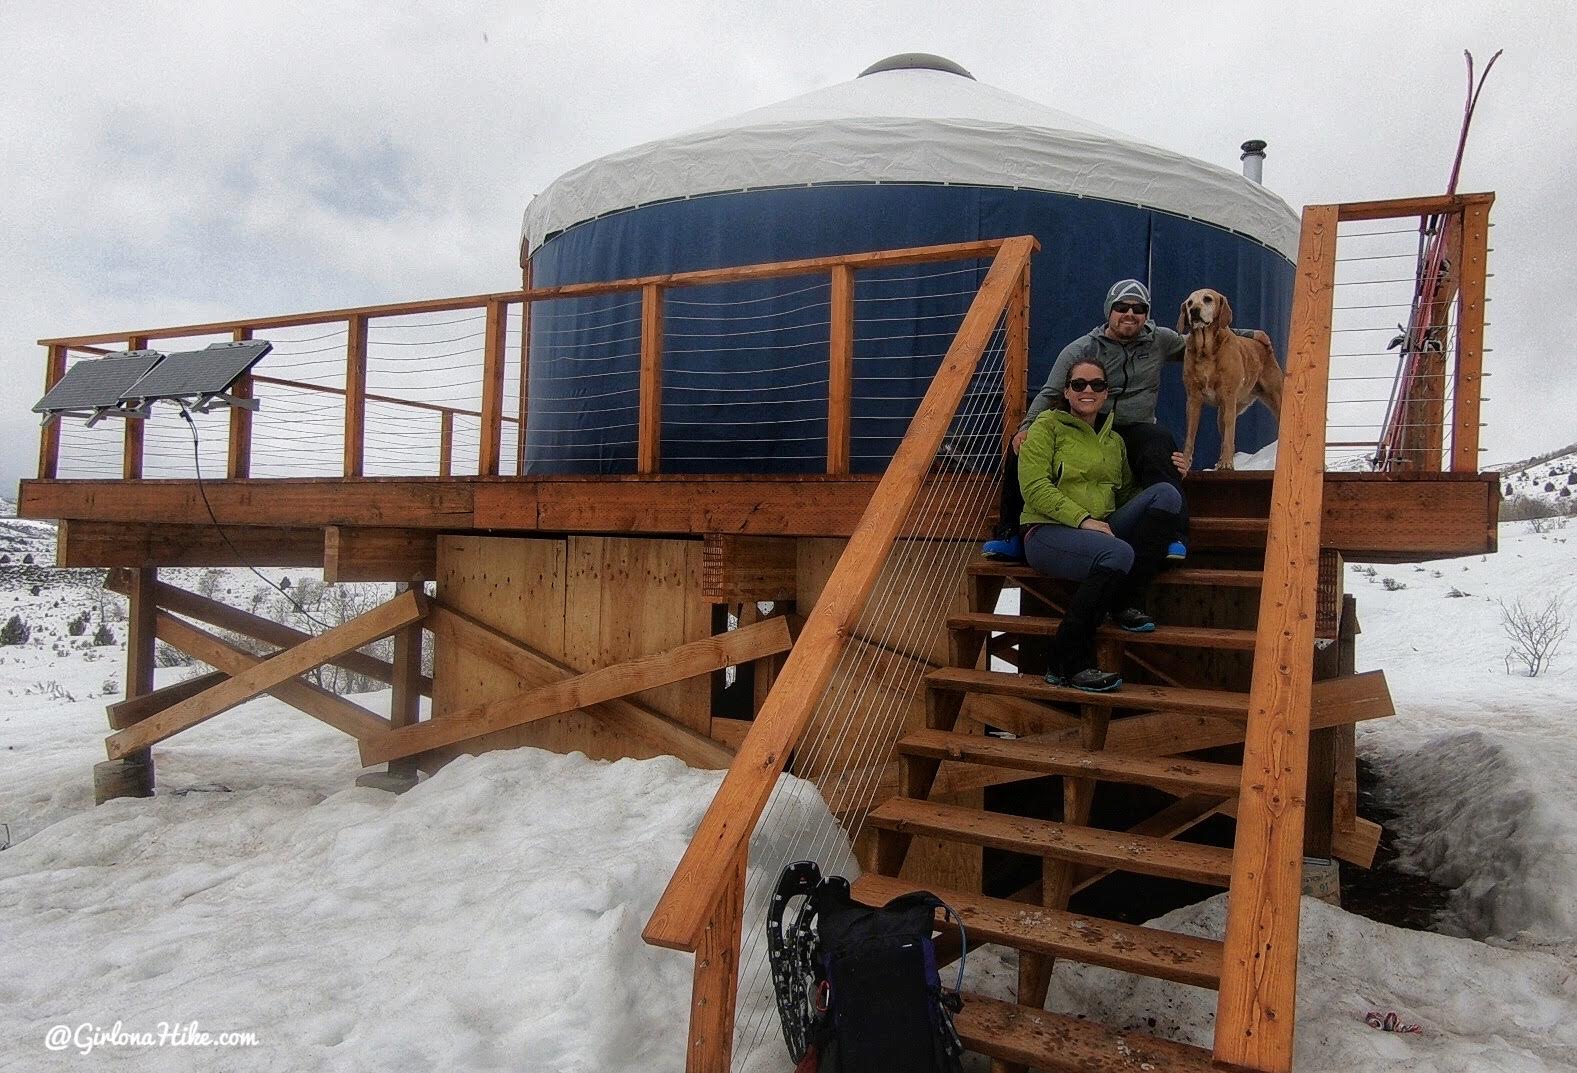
top-left (2, 0), bottom-right (1570, 488)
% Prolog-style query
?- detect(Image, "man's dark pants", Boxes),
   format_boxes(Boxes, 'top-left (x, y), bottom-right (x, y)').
top-left (995, 421), bottom-right (1189, 541)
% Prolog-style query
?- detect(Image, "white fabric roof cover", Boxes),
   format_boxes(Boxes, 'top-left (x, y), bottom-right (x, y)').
top-left (520, 67), bottom-right (1302, 259)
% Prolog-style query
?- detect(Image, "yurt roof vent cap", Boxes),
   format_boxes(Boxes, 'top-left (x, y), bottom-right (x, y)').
top-left (858, 53), bottom-right (974, 79)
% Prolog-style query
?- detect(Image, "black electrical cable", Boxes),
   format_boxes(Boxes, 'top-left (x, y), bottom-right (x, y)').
top-left (176, 403), bottom-right (335, 631)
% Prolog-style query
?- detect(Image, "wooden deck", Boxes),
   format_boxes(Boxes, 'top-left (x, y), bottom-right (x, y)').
top-left (19, 469), bottom-right (1497, 577)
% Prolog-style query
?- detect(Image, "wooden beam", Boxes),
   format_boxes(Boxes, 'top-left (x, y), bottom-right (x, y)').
top-left (20, 472), bottom-right (1499, 559)
top-left (1332, 817), bottom-right (1383, 869)
top-left (343, 314), bottom-right (368, 477)
top-left (701, 534), bottom-right (797, 602)
top-left (228, 326), bottom-right (253, 479)
top-left (826, 265), bottom-right (854, 475)
top-left (148, 612), bottom-right (391, 741)
top-left (360, 613), bottom-right (792, 766)
top-left (1215, 202), bottom-right (1338, 1073)
top-left (103, 567), bottom-right (431, 696)
top-left (638, 284), bottom-right (664, 475)
top-left (1451, 197), bottom-right (1492, 472)
top-left (107, 670), bottom-right (229, 730)
top-left (105, 589), bottom-right (424, 759)
top-left (423, 601), bottom-right (733, 769)
top-left (38, 344), bottom-right (66, 479)
top-left (439, 410), bottom-right (454, 477)
top-left (643, 236), bottom-right (1038, 954)
top-left (1334, 191), bottom-right (1495, 222)
top-left (59, 520), bottom-right (325, 568)
top-left (323, 526), bottom-right (436, 582)
top-left (479, 299), bottom-right (507, 476)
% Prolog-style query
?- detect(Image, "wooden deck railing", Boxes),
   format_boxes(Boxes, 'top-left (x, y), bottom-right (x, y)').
top-left (35, 238), bottom-right (1016, 484)
top-left (639, 236), bottom-right (1036, 1071)
top-left (1323, 192), bottom-right (1493, 473)
top-left (1216, 191), bottom-right (1493, 1073)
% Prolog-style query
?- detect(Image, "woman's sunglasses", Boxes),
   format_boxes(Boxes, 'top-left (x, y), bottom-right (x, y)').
top-left (1068, 378), bottom-right (1109, 392)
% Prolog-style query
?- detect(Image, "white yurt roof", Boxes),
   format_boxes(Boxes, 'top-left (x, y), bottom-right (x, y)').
top-left (521, 58), bottom-right (1301, 259)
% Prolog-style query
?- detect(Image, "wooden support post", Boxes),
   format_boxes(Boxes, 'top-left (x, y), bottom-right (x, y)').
top-left (123, 336), bottom-right (149, 479)
top-left (479, 299), bottom-right (507, 476)
top-left (387, 587), bottom-right (423, 781)
top-left (1333, 594), bottom-right (1361, 837)
top-left (1017, 699), bottom-right (1110, 1018)
top-left (1451, 198), bottom-right (1492, 473)
top-left (1003, 261), bottom-right (1030, 450)
top-left (1305, 552), bottom-right (1344, 858)
top-left (344, 314), bottom-right (368, 477)
top-left (1214, 203), bottom-right (1338, 1073)
top-left (638, 284), bottom-right (664, 474)
top-left (686, 848), bottom-right (746, 1073)
top-left (98, 566), bottom-right (158, 802)
top-left (439, 410), bottom-right (454, 477)
top-left (518, 259), bottom-right (533, 475)
top-left (228, 327), bottom-right (253, 479)
top-left (38, 344), bottom-right (67, 479)
top-left (826, 265), bottom-right (854, 475)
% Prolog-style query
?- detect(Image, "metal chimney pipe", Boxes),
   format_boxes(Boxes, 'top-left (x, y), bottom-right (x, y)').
top-left (1240, 139), bottom-right (1267, 184)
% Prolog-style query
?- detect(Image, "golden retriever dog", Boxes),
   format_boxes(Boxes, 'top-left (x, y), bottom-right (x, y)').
top-left (1176, 289), bottom-right (1284, 471)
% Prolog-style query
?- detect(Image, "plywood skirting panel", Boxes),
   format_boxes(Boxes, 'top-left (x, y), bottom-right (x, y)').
top-left (433, 533), bottom-right (714, 764)
top-left (565, 536), bottom-right (711, 735)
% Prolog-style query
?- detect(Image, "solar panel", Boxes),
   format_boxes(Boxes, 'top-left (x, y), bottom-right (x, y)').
top-left (121, 340), bottom-right (272, 412)
top-left (32, 351), bottom-right (165, 424)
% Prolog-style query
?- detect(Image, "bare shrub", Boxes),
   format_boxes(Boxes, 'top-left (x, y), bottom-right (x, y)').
top-left (1501, 597), bottom-right (1570, 676)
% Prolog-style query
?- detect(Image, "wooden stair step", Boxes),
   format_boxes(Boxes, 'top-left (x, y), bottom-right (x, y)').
top-left (948, 611), bottom-right (1257, 652)
top-left (969, 559), bottom-right (1263, 588)
top-left (953, 991), bottom-right (1219, 1072)
top-left (896, 728), bottom-right (1243, 798)
top-left (927, 667), bottom-right (1251, 720)
top-left (853, 874), bottom-right (1222, 990)
top-left (868, 797), bottom-right (1234, 886)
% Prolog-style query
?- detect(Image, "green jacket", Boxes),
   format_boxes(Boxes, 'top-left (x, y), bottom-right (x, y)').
top-left (1018, 410), bottom-right (1138, 528)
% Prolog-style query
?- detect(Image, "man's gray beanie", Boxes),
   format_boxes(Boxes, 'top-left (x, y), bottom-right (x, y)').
top-left (1104, 279), bottom-right (1152, 316)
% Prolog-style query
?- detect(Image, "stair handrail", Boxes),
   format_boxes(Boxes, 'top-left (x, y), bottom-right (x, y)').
top-left (642, 235), bottom-right (1037, 956)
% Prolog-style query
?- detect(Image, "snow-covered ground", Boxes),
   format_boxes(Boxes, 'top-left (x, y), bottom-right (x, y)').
top-left (2, 519), bottom-right (1576, 1071)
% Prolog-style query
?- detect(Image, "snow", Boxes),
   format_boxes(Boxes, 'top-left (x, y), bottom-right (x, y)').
top-left (2, 517), bottom-right (1577, 1070)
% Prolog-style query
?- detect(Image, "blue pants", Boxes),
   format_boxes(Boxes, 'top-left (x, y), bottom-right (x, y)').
top-left (1024, 483), bottom-right (1182, 582)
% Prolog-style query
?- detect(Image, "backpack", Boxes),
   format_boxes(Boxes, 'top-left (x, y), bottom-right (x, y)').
top-left (767, 861), bottom-right (966, 1073)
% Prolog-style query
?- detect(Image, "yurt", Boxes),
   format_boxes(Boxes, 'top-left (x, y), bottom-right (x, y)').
top-left (520, 54), bottom-right (1300, 474)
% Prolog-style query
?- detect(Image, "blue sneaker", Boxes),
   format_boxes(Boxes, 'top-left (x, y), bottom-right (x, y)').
top-left (982, 535), bottom-right (1023, 561)
top-left (1166, 540), bottom-right (1188, 562)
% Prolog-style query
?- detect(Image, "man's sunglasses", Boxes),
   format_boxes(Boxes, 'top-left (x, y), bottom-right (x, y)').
top-left (1111, 302), bottom-right (1149, 315)
top-left (1068, 377), bottom-right (1109, 392)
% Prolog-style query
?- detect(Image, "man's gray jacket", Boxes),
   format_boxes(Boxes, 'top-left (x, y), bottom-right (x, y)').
top-left (1018, 323), bottom-right (1253, 432)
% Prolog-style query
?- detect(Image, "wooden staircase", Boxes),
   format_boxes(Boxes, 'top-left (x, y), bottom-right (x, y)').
top-left (850, 531), bottom-right (1390, 1073)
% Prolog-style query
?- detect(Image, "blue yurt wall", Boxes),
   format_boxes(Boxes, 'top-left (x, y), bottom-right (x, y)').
top-left (520, 57), bottom-right (1300, 475)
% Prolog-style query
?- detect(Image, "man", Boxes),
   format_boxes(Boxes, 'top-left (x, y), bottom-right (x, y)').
top-left (983, 278), bottom-right (1269, 560)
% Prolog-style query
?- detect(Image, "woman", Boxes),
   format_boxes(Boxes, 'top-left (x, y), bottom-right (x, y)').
top-left (1017, 360), bottom-right (1183, 692)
